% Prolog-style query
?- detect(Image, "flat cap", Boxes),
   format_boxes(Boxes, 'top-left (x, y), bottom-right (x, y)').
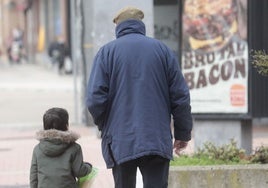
top-left (113, 6), bottom-right (144, 24)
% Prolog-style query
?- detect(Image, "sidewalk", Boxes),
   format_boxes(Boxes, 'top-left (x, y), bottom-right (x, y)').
top-left (0, 125), bottom-right (114, 188)
top-left (1, 124), bottom-right (268, 188)
top-left (0, 60), bottom-right (268, 187)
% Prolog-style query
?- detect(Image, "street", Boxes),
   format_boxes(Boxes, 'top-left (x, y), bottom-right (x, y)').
top-left (0, 60), bottom-right (75, 126)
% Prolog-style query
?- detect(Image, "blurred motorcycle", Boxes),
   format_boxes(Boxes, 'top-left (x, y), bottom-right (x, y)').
top-left (9, 41), bottom-right (22, 63)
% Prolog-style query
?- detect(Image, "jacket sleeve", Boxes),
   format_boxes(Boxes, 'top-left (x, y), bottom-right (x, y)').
top-left (168, 50), bottom-right (193, 141)
top-left (86, 50), bottom-right (109, 130)
top-left (72, 144), bottom-right (92, 178)
top-left (30, 149), bottom-right (38, 188)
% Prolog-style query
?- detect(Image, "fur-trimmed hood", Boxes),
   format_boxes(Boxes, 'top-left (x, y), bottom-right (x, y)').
top-left (36, 129), bottom-right (80, 157)
top-left (36, 129), bottom-right (80, 143)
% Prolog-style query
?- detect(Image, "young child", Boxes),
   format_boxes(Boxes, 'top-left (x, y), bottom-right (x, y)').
top-left (30, 107), bottom-right (92, 188)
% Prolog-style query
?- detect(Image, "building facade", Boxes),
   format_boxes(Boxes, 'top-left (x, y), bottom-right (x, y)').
top-left (0, 0), bottom-right (26, 54)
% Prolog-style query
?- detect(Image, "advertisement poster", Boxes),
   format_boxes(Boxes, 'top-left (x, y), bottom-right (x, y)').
top-left (181, 0), bottom-right (248, 113)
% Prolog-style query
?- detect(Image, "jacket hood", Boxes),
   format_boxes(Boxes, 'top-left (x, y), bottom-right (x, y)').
top-left (115, 19), bottom-right (146, 38)
top-left (36, 129), bottom-right (80, 157)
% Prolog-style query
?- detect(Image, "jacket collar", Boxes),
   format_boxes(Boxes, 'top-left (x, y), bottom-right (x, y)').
top-left (115, 19), bottom-right (146, 38)
top-left (36, 129), bottom-right (80, 143)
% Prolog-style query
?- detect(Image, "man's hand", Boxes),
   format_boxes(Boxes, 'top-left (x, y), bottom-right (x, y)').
top-left (173, 140), bottom-right (188, 155)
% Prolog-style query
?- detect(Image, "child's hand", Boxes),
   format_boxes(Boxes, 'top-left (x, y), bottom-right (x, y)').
top-left (78, 167), bottom-right (98, 187)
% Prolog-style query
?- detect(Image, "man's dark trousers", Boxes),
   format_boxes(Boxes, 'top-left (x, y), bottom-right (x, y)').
top-left (112, 155), bottom-right (170, 188)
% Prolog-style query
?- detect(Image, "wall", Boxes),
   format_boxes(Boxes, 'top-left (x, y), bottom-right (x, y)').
top-left (169, 165), bottom-right (268, 188)
top-left (154, 5), bottom-right (179, 54)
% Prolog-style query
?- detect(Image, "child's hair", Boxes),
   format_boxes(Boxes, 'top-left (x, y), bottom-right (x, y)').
top-left (43, 107), bottom-right (69, 131)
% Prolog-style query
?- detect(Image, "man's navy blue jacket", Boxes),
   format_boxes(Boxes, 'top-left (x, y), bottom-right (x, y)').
top-left (86, 19), bottom-right (192, 168)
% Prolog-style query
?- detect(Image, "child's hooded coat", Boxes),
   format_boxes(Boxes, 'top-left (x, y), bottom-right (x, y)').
top-left (30, 129), bottom-right (91, 188)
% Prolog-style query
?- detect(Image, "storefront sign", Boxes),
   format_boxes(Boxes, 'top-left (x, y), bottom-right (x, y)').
top-left (181, 0), bottom-right (248, 113)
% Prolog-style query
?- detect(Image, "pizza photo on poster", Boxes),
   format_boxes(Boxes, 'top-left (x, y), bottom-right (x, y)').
top-left (181, 0), bottom-right (248, 113)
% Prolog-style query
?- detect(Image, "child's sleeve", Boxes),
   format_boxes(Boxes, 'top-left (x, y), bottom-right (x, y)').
top-left (72, 145), bottom-right (92, 178)
top-left (30, 149), bottom-right (38, 188)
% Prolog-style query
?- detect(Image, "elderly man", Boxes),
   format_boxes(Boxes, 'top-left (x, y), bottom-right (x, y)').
top-left (86, 6), bottom-right (193, 188)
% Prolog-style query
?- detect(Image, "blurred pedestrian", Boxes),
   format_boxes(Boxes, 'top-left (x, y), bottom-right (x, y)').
top-left (86, 6), bottom-right (193, 188)
top-left (30, 107), bottom-right (93, 188)
top-left (11, 27), bottom-right (24, 63)
top-left (48, 36), bottom-right (69, 74)
top-left (6, 31), bottom-right (14, 63)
